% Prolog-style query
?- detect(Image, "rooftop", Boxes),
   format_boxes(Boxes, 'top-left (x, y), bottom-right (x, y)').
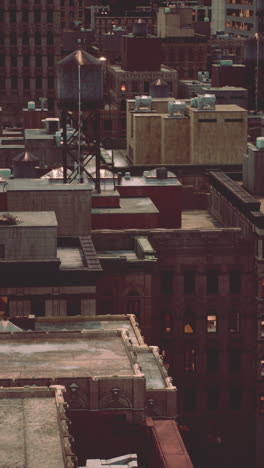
top-left (0, 386), bottom-right (74, 468)
top-left (0, 211), bottom-right (57, 228)
top-left (0, 328), bottom-right (168, 390)
top-left (92, 197), bottom-right (159, 215)
top-left (181, 210), bottom-right (222, 230)
top-left (5, 179), bottom-right (91, 192)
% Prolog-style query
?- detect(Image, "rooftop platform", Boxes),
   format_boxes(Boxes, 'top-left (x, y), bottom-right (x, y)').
top-left (181, 210), bottom-right (222, 229)
top-left (5, 179), bottom-right (91, 192)
top-left (92, 197), bottom-right (159, 215)
top-left (0, 386), bottom-right (75, 468)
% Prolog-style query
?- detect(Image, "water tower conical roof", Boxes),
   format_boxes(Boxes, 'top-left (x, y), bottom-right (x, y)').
top-left (12, 151), bottom-right (39, 163)
top-left (58, 48), bottom-right (102, 68)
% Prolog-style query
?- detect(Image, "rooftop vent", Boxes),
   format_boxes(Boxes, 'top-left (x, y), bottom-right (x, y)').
top-left (219, 59), bottom-right (233, 66)
top-left (198, 71), bottom-right (209, 82)
top-left (27, 101), bottom-right (35, 110)
top-left (0, 213), bottom-right (18, 226)
top-left (43, 118), bottom-right (60, 134)
top-left (135, 95), bottom-right (152, 112)
top-left (168, 100), bottom-right (186, 118)
top-left (256, 137), bottom-right (264, 149)
top-left (197, 94), bottom-right (216, 111)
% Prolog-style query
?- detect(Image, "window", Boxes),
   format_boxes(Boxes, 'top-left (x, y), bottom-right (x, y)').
top-left (22, 32), bottom-right (29, 45)
top-left (161, 271), bottom-right (173, 295)
top-left (10, 32), bottom-right (17, 45)
top-left (184, 271), bottom-right (195, 294)
top-left (10, 10), bottom-right (16, 23)
top-left (23, 77), bottom-right (30, 89)
top-left (35, 31), bottom-right (41, 46)
top-left (163, 312), bottom-right (173, 334)
top-left (11, 76), bottom-right (17, 89)
top-left (120, 99), bottom-right (126, 111)
top-left (120, 82), bottom-right (126, 92)
top-left (0, 54), bottom-right (4, 67)
top-left (184, 345), bottom-right (195, 372)
top-left (47, 9), bottom-right (53, 23)
top-left (261, 316), bottom-right (264, 337)
top-left (207, 349), bottom-right (219, 372)
top-left (184, 309), bottom-right (195, 334)
top-left (47, 31), bottom-right (53, 45)
top-left (0, 245), bottom-right (4, 258)
top-left (183, 388), bottom-right (196, 412)
top-left (229, 309), bottom-right (240, 333)
top-left (47, 54), bottom-right (54, 67)
top-left (35, 54), bottom-right (41, 67)
top-left (22, 9), bottom-right (28, 22)
top-left (23, 55), bottom-right (29, 67)
top-left (34, 9), bottom-right (41, 22)
top-left (9, 299), bottom-right (31, 317)
top-left (31, 296), bottom-right (45, 316)
top-left (260, 360), bottom-right (264, 377)
top-left (11, 55), bottom-right (17, 67)
top-left (104, 119), bottom-right (112, 131)
top-left (259, 394), bottom-right (264, 415)
top-left (48, 76), bottom-right (54, 88)
top-left (207, 314), bottom-right (217, 333)
top-left (230, 389), bottom-right (241, 410)
top-left (207, 389), bottom-right (219, 411)
top-left (127, 291), bottom-right (140, 320)
top-left (229, 349), bottom-right (241, 372)
top-left (143, 81), bottom-right (149, 93)
top-left (67, 296), bottom-right (81, 316)
top-left (36, 76), bottom-right (42, 89)
top-left (206, 270), bottom-right (218, 294)
top-left (132, 80), bottom-right (139, 93)
top-left (230, 270), bottom-right (241, 293)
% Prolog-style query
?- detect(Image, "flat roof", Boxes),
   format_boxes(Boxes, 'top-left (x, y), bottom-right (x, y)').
top-left (6, 179), bottom-right (91, 192)
top-left (24, 129), bottom-right (56, 140)
top-left (187, 103), bottom-right (247, 112)
top-left (0, 387), bottom-right (71, 468)
top-left (181, 210), bottom-right (222, 229)
top-left (92, 197), bottom-right (159, 214)
top-left (110, 64), bottom-right (176, 73)
top-left (57, 246), bottom-right (84, 269)
top-left (0, 211), bottom-right (57, 228)
top-left (0, 330), bottom-right (166, 389)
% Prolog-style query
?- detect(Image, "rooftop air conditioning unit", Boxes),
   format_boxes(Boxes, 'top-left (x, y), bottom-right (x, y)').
top-left (135, 95), bottom-right (152, 112)
top-left (256, 137), bottom-right (264, 150)
top-left (190, 97), bottom-right (198, 108)
top-left (197, 94), bottom-right (216, 111)
top-left (27, 101), bottom-right (35, 110)
top-left (168, 100), bottom-right (186, 118)
top-left (44, 118), bottom-right (60, 134)
top-left (219, 59), bottom-right (233, 66)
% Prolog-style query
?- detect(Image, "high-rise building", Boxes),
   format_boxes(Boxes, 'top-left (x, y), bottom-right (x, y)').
top-left (225, 0), bottom-right (264, 37)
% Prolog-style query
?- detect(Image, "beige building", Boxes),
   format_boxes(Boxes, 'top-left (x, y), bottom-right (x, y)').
top-left (157, 6), bottom-right (195, 38)
top-left (127, 96), bottom-right (248, 165)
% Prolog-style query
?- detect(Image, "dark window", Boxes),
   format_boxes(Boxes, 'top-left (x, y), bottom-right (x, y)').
top-left (100, 297), bottom-right (113, 315)
top-left (229, 349), bottom-right (241, 372)
top-left (67, 296), bottom-right (81, 316)
top-left (230, 389), bottom-right (241, 410)
top-left (121, 118), bottom-right (126, 130)
top-left (0, 9), bottom-right (3, 22)
top-left (132, 80), bottom-right (139, 93)
top-left (48, 76), bottom-right (54, 88)
top-left (47, 54), bottom-right (54, 66)
top-left (22, 9), bottom-right (28, 22)
top-left (230, 270), bottom-right (241, 293)
top-left (184, 345), bottom-right (195, 372)
top-left (207, 270), bottom-right (218, 294)
top-left (161, 271), bottom-right (173, 295)
top-left (120, 99), bottom-right (126, 111)
top-left (35, 31), bottom-right (41, 45)
top-left (0, 245), bottom-right (4, 258)
top-left (31, 296), bottom-right (45, 316)
top-left (23, 77), bottom-right (30, 89)
top-left (0, 32), bottom-right (3, 45)
top-left (143, 81), bottom-right (149, 93)
top-left (23, 55), bottom-right (29, 66)
top-left (207, 389), bottom-right (219, 411)
top-left (10, 32), bottom-right (17, 45)
top-left (198, 119), bottom-right (217, 123)
top-left (36, 76), bottom-right (42, 89)
top-left (10, 10), bottom-right (16, 23)
top-left (11, 55), bottom-right (17, 67)
top-left (11, 76), bottom-right (17, 89)
top-left (184, 271), bottom-right (195, 294)
top-left (35, 54), bottom-right (41, 67)
top-left (229, 309), bottom-right (240, 333)
top-left (207, 349), bottom-right (219, 372)
top-left (104, 119), bottom-right (112, 131)
top-left (47, 9), bottom-right (53, 23)
top-left (0, 54), bottom-right (4, 67)
top-left (34, 9), bottom-right (41, 22)
top-left (47, 31), bottom-right (53, 45)
top-left (224, 119), bottom-right (243, 122)
top-left (183, 388), bottom-right (196, 412)
top-left (22, 32), bottom-right (29, 45)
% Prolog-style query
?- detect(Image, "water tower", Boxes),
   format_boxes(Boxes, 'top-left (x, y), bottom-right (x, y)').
top-left (57, 48), bottom-right (104, 190)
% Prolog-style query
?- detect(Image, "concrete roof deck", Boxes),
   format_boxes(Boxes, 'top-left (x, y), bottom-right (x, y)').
top-left (6, 179), bottom-right (92, 191)
top-left (57, 246), bottom-right (84, 269)
top-left (181, 210), bottom-right (222, 229)
top-left (97, 250), bottom-right (138, 260)
top-left (0, 329), bottom-right (167, 389)
top-left (92, 197), bottom-right (159, 214)
top-left (0, 211), bottom-right (57, 228)
top-left (0, 387), bottom-right (70, 468)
